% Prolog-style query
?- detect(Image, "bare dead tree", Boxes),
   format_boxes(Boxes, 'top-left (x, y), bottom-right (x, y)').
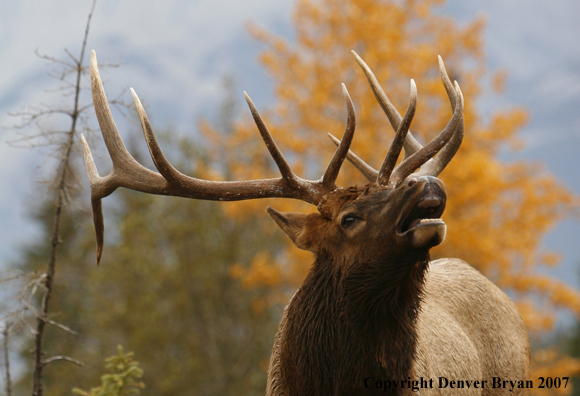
top-left (3, 1), bottom-right (129, 394)
top-left (2, 322), bottom-right (13, 396)
top-left (27, 3), bottom-right (98, 394)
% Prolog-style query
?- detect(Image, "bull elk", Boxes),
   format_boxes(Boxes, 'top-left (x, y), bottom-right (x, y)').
top-left (82, 49), bottom-right (530, 395)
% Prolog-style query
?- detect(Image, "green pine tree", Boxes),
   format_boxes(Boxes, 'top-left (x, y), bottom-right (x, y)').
top-left (72, 346), bottom-right (145, 396)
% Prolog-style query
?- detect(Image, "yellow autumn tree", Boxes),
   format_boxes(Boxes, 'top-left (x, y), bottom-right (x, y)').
top-left (202, 0), bottom-right (579, 390)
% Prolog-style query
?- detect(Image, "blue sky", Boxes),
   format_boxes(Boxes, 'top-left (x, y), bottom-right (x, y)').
top-left (1, 0), bottom-right (579, 325)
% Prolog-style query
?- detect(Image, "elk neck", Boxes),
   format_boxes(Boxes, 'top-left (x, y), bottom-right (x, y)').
top-left (279, 248), bottom-right (431, 395)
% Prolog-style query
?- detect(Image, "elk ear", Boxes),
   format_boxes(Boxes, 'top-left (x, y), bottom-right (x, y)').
top-left (266, 207), bottom-right (317, 252)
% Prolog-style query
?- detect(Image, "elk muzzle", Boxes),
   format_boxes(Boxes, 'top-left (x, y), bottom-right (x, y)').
top-left (397, 176), bottom-right (447, 249)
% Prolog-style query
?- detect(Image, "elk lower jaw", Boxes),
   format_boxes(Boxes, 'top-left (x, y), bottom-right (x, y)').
top-left (406, 220), bottom-right (447, 248)
top-left (397, 180), bottom-right (447, 248)
top-left (279, 253), bottom-right (429, 396)
top-left (395, 214), bottom-right (447, 249)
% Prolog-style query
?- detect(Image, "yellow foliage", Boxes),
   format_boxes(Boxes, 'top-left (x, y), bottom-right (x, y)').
top-left (234, 252), bottom-right (282, 288)
top-left (515, 300), bottom-right (556, 334)
top-left (491, 68), bottom-right (509, 94)
top-left (531, 348), bottom-right (580, 395)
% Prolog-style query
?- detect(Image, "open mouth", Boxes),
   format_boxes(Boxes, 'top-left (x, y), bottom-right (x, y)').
top-left (398, 183), bottom-right (446, 235)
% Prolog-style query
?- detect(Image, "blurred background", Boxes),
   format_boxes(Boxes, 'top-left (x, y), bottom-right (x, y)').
top-left (0, 0), bottom-right (579, 394)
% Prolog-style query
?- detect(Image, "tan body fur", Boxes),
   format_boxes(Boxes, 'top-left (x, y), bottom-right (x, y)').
top-left (267, 258), bottom-right (530, 396)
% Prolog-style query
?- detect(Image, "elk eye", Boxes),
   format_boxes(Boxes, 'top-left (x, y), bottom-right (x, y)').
top-left (341, 215), bottom-right (358, 229)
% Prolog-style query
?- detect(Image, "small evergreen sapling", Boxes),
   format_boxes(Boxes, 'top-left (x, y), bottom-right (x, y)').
top-left (72, 346), bottom-right (144, 396)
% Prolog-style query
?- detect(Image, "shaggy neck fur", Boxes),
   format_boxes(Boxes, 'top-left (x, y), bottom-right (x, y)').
top-left (279, 250), bottom-right (430, 396)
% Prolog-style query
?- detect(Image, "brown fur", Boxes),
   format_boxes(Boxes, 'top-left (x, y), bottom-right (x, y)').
top-left (266, 178), bottom-right (530, 396)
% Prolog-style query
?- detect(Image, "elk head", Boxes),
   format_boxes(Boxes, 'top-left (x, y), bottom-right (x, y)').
top-left (267, 51), bottom-right (464, 270)
top-left (82, 50), bottom-right (463, 272)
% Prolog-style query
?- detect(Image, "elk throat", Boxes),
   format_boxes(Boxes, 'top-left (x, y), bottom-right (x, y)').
top-left (279, 252), bottom-right (430, 395)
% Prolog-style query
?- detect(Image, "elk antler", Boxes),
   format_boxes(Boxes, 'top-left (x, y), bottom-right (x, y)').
top-left (377, 79), bottom-right (417, 185)
top-left (329, 53), bottom-right (464, 187)
top-left (351, 51), bottom-right (424, 159)
top-left (82, 51), bottom-right (356, 264)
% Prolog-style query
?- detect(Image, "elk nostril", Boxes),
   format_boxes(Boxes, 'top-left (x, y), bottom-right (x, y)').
top-left (417, 197), bottom-right (441, 208)
top-left (408, 178), bottom-right (418, 187)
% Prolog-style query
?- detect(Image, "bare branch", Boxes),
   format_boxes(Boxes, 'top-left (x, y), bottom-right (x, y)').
top-left (2, 322), bottom-right (13, 396)
top-left (20, 299), bottom-right (41, 320)
top-left (7, 108), bottom-right (73, 131)
top-left (29, 273), bottom-right (48, 302)
top-left (42, 355), bottom-right (84, 367)
top-left (64, 48), bottom-right (80, 66)
top-left (46, 319), bottom-right (78, 335)
top-left (0, 270), bottom-right (27, 284)
top-left (34, 49), bottom-right (76, 70)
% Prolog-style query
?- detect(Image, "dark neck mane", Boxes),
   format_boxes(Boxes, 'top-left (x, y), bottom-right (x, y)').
top-left (279, 251), bottom-right (429, 396)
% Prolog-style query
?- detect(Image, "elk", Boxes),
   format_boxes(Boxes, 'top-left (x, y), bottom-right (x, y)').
top-left (82, 50), bottom-right (530, 395)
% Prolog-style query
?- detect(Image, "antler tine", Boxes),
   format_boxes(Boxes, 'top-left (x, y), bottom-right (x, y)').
top-left (81, 134), bottom-right (105, 264)
top-left (377, 79), bottom-right (417, 186)
top-left (322, 84), bottom-right (356, 188)
top-left (81, 133), bottom-right (100, 183)
top-left (131, 88), bottom-right (183, 184)
top-left (90, 51), bottom-right (134, 168)
top-left (89, 51), bottom-right (168, 198)
top-left (387, 80), bottom-right (463, 188)
top-left (244, 92), bottom-right (299, 187)
top-left (455, 81), bottom-right (464, 112)
top-left (413, 56), bottom-right (464, 178)
top-left (327, 133), bottom-right (377, 182)
top-left (351, 50), bottom-right (422, 158)
top-left (437, 55), bottom-right (458, 109)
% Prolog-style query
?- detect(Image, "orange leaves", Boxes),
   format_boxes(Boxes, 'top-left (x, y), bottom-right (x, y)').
top-left (231, 252), bottom-right (282, 289)
top-left (491, 68), bottom-right (509, 94)
top-left (230, 252), bottom-right (285, 314)
top-left (541, 252), bottom-right (562, 267)
top-left (439, 155), bottom-right (573, 277)
top-left (516, 300), bottom-right (556, 334)
top-left (507, 274), bottom-right (580, 317)
top-left (531, 348), bottom-right (580, 395)
top-left (229, 247), bottom-right (315, 310)
top-left (481, 107), bottom-right (528, 151)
